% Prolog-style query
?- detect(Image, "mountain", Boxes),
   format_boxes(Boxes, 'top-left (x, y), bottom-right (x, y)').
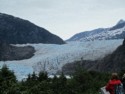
top-left (0, 13), bottom-right (65, 44)
top-left (67, 20), bottom-right (125, 41)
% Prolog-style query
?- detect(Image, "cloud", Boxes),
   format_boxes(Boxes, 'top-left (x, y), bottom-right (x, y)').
top-left (0, 0), bottom-right (125, 39)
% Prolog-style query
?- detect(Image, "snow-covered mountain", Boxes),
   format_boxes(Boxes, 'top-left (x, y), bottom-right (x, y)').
top-left (0, 39), bottom-right (123, 80)
top-left (67, 19), bottom-right (125, 41)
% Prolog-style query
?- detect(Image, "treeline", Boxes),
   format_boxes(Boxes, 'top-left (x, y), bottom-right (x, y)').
top-left (0, 64), bottom-right (115, 94)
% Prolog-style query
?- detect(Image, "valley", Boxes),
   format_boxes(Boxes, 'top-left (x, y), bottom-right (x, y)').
top-left (0, 39), bottom-right (123, 80)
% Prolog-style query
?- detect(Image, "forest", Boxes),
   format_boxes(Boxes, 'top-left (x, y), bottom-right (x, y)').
top-left (1, 64), bottom-right (123, 94)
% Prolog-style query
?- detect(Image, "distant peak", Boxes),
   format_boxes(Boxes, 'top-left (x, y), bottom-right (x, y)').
top-left (117, 19), bottom-right (125, 25)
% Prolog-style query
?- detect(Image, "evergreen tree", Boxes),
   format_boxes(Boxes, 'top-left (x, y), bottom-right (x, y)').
top-left (59, 72), bottom-right (67, 86)
top-left (52, 75), bottom-right (58, 83)
top-left (0, 64), bottom-right (17, 93)
top-left (0, 64), bottom-right (16, 82)
top-left (38, 71), bottom-right (48, 82)
top-left (31, 72), bottom-right (37, 81)
top-left (27, 74), bottom-right (31, 81)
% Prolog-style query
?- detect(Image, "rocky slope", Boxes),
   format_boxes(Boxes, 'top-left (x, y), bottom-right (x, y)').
top-left (93, 39), bottom-right (125, 72)
top-left (0, 13), bottom-right (65, 44)
top-left (0, 42), bottom-right (35, 61)
top-left (67, 20), bottom-right (125, 41)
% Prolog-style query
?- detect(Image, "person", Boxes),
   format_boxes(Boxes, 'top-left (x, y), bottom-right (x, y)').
top-left (105, 73), bottom-right (122, 94)
top-left (121, 74), bottom-right (125, 90)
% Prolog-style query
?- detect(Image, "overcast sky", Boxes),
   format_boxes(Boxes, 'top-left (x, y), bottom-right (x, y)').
top-left (0, 0), bottom-right (125, 40)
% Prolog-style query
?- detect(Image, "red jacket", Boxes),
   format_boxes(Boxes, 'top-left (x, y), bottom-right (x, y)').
top-left (106, 79), bottom-right (121, 94)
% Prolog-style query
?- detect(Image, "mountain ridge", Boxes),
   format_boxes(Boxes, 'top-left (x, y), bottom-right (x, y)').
top-left (0, 13), bottom-right (65, 44)
top-left (67, 20), bottom-right (125, 41)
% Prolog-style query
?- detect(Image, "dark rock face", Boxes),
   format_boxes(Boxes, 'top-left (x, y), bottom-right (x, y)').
top-left (0, 42), bottom-right (35, 61)
top-left (0, 13), bottom-right (65, 44)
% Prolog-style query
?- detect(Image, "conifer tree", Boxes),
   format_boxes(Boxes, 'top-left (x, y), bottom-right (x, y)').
top-left (1, 64), bottom-right (16, 82)
top-left (0, 64), bottom-right (17, 93)
top-left (38, 71), bottom-right (48, 82)
top-left (31, 72), bottom-right (37, 81)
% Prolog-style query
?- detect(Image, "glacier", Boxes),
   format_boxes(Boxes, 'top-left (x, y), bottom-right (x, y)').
top-left (0, 39), bottom-right (123, 80)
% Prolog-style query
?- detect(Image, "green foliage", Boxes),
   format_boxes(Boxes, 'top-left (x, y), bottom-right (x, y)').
top-left (38, 71), bottom-right (48, 82)
top-left (0, 65), bottom-right (111, 94)
top-left (0, 64), bottom-right (17, 94)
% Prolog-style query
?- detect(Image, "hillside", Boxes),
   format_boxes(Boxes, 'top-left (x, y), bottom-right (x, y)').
top-left (93, 38), bottom-right (125, 72)
top-left (67, 20), bottom-right (125, 41)
top-left (0, 13), bottom-right (65, 44)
